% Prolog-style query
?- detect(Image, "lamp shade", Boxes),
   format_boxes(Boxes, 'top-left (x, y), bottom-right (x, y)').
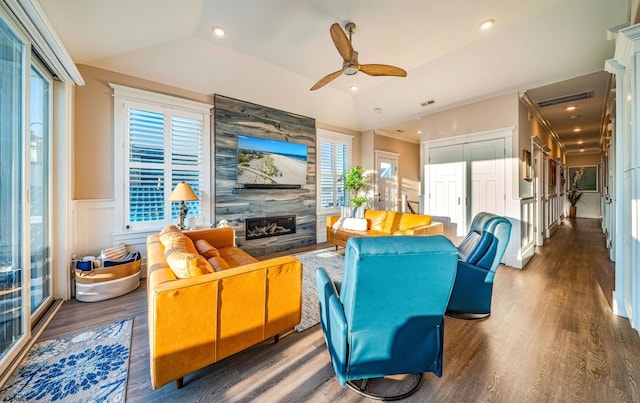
top-left (168, 182), bottom-right (199, 202)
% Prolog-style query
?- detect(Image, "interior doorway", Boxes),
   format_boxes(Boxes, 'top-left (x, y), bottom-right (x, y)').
top-left (375, 151), bottom-right (399, 211)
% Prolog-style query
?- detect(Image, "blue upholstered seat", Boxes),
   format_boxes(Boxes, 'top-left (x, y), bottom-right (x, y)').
top-left (316, 235), bottom-right (458, 398)
top-left (447, 212), bottom-right (512, 319)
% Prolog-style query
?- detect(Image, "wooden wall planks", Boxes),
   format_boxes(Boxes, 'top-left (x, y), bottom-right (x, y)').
top-left (214, 95), bottom-right (317, 256)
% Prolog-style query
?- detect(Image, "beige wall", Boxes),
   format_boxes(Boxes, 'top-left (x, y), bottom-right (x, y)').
top-left (374, 134), bottom-right (420, 183)
top-left (74, 64), bottom-right (212, 199)
top-left (374, 133), bottom-right (420, 206)
top-left (420, 93), bottom-right (519, 141)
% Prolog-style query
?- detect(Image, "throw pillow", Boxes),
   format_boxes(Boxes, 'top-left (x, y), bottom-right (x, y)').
top-left (99, 243), bottom-right (127, 261)
top-left (342, 218), bottom-right (368, 231)
top-left (194, 239), bottom-right (220, 259)
top-left (160, 230), bottom-right (198, 255)
top-left (166, 251), bottom-right (214, 278)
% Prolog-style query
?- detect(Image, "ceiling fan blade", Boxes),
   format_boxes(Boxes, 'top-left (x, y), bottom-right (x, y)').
top-left (359, 64), bottom-right (407, 77)
top-left (330, 23), bottom-right (353, 62)
top-left (310, 70), bottom-right (343, 91)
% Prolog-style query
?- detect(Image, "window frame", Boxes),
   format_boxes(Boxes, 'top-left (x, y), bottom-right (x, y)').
top-left (316, 129), bottom-right (353, 214)
top-left (111, 84), bottom-right (212, 232)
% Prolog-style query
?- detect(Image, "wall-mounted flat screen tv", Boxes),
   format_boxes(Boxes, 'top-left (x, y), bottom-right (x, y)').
top-left (237, 135), bottom-right (308, 186)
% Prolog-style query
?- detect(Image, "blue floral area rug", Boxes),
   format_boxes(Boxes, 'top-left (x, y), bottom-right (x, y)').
top-left (294, 249), bottom-right (344, 332)
top-left (0, 318), bottom-right (133, 402)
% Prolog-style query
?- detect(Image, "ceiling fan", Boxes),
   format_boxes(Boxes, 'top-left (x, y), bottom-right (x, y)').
top-left (310, 22), bottom-right (407, 91)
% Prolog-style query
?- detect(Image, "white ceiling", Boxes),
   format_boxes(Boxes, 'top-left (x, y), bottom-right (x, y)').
top-left (40, 0), bottom-right (629, 143)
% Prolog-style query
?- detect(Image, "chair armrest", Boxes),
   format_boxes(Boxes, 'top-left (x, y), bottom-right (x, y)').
top-left (457, 261), bottom-right (493, 284)
top-left (316, 268), bottom-right (349, 385)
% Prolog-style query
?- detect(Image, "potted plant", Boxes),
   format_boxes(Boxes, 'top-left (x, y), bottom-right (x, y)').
top-left (566, 188), bottom-right (583, 218)
top-left (344, 166), bottom-right (370, 218)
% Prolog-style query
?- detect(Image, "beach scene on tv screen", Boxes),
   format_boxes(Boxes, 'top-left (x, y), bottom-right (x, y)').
top-left (237, 136), bottom-right (307, 185)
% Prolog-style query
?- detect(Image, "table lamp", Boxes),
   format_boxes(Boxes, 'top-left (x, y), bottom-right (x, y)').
top-left (168, 182), bottom-right (199, 230)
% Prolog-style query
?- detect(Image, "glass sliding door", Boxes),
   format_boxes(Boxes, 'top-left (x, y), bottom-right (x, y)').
top-left (0, 16), bottom-right (26, 361)
top-left (29, 62), bottom-right (52, 319)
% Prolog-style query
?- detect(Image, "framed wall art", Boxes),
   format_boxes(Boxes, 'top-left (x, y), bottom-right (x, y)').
top-left (568, 165), bottom-right (598, 192)
top-left (549, 159), bottom-right (557, 188)
top-left (523, 150), bottom-right (532, 182)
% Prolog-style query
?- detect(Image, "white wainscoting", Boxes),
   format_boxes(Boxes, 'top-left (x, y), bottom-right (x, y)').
top-left (316, 212), bottom-right (333, 244)
top-left (520, 198), bottom-right (536, 268)
top-left (71, 199), bottom-right (152, 279)
top-left (546, 194), bottom-right (560, 238)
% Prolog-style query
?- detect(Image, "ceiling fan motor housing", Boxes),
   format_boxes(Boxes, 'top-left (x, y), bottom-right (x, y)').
top-left (343, 50), bottom-right (359, 75)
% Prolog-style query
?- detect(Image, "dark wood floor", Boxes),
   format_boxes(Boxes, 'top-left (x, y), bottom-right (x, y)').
top-left (40, 219), bottom-right (640, 402)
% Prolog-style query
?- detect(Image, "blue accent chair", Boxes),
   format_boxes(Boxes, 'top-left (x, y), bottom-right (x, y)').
top-left (316, 235), bottom-right (458, 400)
top-left (446, 212), bottom-right (512, 320)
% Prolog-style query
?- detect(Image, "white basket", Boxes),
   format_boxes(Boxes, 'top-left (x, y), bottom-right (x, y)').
top-left (75, 271), bottom-right (140, 302)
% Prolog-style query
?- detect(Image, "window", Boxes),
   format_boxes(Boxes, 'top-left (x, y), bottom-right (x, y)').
top-left (318, 130), bottom-right (352, 210)
top-left (112, 85), bottom-right (212, 231)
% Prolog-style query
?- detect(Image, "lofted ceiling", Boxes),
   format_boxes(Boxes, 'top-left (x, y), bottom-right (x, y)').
top-left (39, 0), bottom-right (629, 145)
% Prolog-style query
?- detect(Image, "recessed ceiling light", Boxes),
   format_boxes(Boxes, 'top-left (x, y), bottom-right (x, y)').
top-left (568, 114), bottom-right (582, 120)
top-left (212, 26), bottom-right (226, 37)
top-left (417, 130), bottom-right (422, 134)
top-left (580, 148), bottom-right (585, 152)
top-left (350, 86), bottom-right (358, 92)
top-left (565, 106), bottom-right (577, 111)
top-left (577, 140), bottom-right (584, 144)
top-left (374, 107), bottom-right (383, 113)
top-left (480, 19), bottom-right (495, 30)
top-left (573, 128), bottom-right (581, 132)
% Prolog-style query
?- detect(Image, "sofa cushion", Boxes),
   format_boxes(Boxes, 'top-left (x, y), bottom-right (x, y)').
top-left (194, 239), bottom-right (221, 259)
top-left (207, 256), bottom-right (231, 272)
top-left (365, 210), bottom-right (387, 231)
top-left (397, 214), bottom-right (431, 231)
top-left (218, 247), bottom-right (259, 267)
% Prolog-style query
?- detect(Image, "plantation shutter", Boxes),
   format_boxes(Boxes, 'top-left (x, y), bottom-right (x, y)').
top-left (170, 114), bottom-right (203, 220)
top-left (124, 101), bottom-right (206, 230)
top-left (319, 139), bottom-right (349, 209)
top-left (128, 107), bottom-right (166, 224)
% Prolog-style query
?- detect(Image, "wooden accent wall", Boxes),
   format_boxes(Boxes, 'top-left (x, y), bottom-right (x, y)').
top-left (214, 95), bottom-right (316, 256)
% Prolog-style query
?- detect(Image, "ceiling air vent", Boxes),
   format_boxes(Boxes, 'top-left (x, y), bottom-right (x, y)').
top-left (537, 90), bottom-right (594, 107)
top-left (420, 99), bottom-right (435, 107)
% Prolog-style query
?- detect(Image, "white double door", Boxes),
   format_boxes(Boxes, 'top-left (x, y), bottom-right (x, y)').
top-left (426, 138), bottom-right (506, 238)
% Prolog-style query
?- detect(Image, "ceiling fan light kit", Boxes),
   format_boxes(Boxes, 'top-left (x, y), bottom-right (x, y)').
top-left (310, 22), bottom-right (407, 91)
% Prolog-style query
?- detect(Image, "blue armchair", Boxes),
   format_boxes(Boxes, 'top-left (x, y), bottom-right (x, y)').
top-left (316, 235), bottom-right (458, 400)
top-left (446, 212), bottom-right (512, 320)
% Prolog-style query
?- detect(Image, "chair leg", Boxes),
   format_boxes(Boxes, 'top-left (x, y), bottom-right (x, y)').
top-left (446, 310), bottom-right (490, 320)
top-left (176, 377), bottom-right (184, 389)
top-left (345, 373), bottom-right (423, 401)
top-left (273, 334), bottom-right (280, 343)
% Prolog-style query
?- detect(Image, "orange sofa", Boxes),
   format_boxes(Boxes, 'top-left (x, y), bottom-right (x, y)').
top-left (146, 226), bottom-right (302, 389)
top-left (327, 210), bottom-right (444, 248)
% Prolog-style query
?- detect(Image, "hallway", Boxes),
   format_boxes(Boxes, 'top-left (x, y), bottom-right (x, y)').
top-left (39, 218), bottom-right (640, 402)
